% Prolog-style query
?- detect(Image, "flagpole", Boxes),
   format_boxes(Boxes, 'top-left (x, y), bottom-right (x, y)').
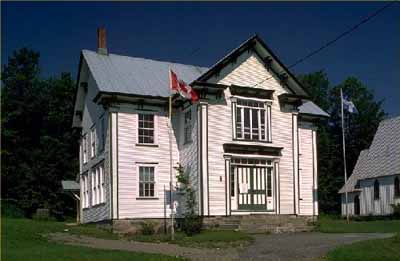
top-left (341, 88), bottom-right (350, 223)
top-left (168, 69), bottom-right (175, 240)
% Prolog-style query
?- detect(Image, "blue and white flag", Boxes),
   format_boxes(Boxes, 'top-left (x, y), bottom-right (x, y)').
top-left (343, 96), bottom-right (358, 113)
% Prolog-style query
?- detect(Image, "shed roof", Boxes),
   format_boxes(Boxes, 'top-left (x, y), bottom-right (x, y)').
top-left (62, 180), bottom-right (80, 191)
top-left (339, 116), bottom-right (400, 193)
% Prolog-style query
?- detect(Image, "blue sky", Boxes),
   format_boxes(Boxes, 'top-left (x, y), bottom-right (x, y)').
top-left (2, 2), bottom-right (399, 116)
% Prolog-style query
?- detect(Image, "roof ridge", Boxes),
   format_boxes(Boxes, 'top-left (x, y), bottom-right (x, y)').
top-left (81, 49), bottom-right (208, 70)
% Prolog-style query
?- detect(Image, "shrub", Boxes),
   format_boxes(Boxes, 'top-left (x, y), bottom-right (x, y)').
top-left (181, 216), bottom-right (203, 236)
top-left (391, 203), bottom-right (400, 219)
top-left (140, 221), bottom-right (157, 235)
top-left (1, 199), bottom-right (25, 218)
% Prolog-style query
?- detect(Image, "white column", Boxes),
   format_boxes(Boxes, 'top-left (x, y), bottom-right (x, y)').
top-left (224, 156), bottom-right (231, 216)
top-left (110, 112), bottom-right (119, 219)
top-left (292, 113), bottom-right (299, 215)
top-left (198, 102), bottom-right (209, 216)
top-left (274, 161), bottom-right (280, 214)
top-left (312, 129), bottom-right (319, 216)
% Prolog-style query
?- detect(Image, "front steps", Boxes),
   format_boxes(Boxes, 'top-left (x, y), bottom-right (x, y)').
top-left (203, 214), bottom-right (315, 234)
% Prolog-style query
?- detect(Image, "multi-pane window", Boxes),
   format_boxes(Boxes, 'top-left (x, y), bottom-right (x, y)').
top-left (81, 172), bottom-right (89, 208)
top-left (374, 179), bottom-right (380, 200)
top-left (83, 134), bottom-right (88, 164)
top-left (234, 99), bottom-right (271, 142)
top-left (138, 114), bottom-right (155, 144)
top-left (394, 177), bottom-right (400, 198)
top-left (99, 116), bottom-right (105, 152)
top-left (139, 166), bottom-right (155, 197)
top-left (92, 169), bottom-right (97, 205)
top-left (90, 127), bottom-right (96, 158)
top-left (91, 164), bottom-right (105, 206)
top-left (184, 109), bottom-right (192, 143)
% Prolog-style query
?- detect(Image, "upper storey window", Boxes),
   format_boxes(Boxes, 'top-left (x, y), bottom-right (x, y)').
top-left (138, 114), bottom-right (155, 144)
top-left (233, 98), bottom-right (272, 142)
top-left (184, 109), bottom-right (192, 144)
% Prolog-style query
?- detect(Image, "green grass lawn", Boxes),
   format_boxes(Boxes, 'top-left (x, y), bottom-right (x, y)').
top-left (317, 215), bottom-right (400, 261)
top-left (316, 215), bottom-right (400, 233)
top-left (2, 218), bottom-right (184, 261)
top-left (129, 230), bottom-right (253, 248)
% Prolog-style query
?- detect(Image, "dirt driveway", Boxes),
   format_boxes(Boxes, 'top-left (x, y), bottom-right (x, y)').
top-left (48, 232), bottom-right (393, 261)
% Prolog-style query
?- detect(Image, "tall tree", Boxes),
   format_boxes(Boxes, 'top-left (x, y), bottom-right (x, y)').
top-left (298, 72), bottom-right (387, 213)
top-left (1, 48), bottom-right (79, 217)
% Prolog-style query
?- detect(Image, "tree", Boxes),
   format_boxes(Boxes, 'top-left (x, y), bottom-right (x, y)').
top-left (298, 72), bottom-right (387, 213)
top-left (1, 48), bottom-right (79, 218)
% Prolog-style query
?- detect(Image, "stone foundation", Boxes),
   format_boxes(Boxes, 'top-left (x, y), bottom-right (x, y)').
top-left (98, 215), bottom-right (316, 235)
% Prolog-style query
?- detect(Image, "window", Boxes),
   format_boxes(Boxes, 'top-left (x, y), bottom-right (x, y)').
top-left (92, 169), bottom-right (97, 205)
top-left (138, 114), bottom-right (155, 144)
top-left (83, 134), bottom-right (88, 164)
top-left (230, 166), bottom-right (235, 197)
top-left (374, 179), bottom-right (380, 200)
top-left (100, 165), bottom-right (105, 203)
top-left (184, 109), bottom-right (192, 143)
top-left (267, 168), bottom-right (272, 197)
top-left (81, 172), bottom-right (89, 208)
top-left (90, 127), bottom-right (96, 158)
top-left (234, 99), bottom-right (271, 142)
top-left (395, 177), bottom-right (400, 198)
top-left (139, 166), bottom-right (155, 197)
top-left (99, 116), bottom-right (105, 152)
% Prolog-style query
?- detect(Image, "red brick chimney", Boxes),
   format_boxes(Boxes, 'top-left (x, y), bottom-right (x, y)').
top-left (97, 27), bottom-right (108, 55)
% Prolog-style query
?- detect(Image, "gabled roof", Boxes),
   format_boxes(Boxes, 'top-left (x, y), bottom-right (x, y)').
top-left (196, 34), bottom-right (310, 97)
top-left (339, 116), bottom-right (400, 193)
top-left (82, 49), bottom-right (208, 98)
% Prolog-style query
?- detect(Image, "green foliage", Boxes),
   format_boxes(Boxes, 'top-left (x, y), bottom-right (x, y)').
top-left (391, 203), bottom-right (400, 219)
top-left (140, 221), bottom-right (157, 235)
top-left (1, 48), bottom-right (79, 218)
top-left (175, 163), bottom-right (202, 236)
top-left (298, 71), bottom-right (387, 214)
top-left (2, 218), bottom-right (184, 261)
top-left (1, 199), bottom-right (25, 218)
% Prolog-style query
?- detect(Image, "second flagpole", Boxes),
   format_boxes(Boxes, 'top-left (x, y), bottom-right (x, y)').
top-left (341, 88), bottom-right (350, 223)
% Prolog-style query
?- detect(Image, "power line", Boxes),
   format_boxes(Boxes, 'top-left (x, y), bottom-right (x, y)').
top-left (253, 1), bottom-right (398, 88)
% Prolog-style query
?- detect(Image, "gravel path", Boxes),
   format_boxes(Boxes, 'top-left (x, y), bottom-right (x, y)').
top-left (47, 232), bottom-right (394, 261)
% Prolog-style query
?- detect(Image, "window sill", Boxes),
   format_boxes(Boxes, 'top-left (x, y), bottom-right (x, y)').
top-left (136, 143), bottom-right (159, 148)
top-left (136, 197), bottom-right (159, 200)
top-left (233, 138), bottom-right (272, 143)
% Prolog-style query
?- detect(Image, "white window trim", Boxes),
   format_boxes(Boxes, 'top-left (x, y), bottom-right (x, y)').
top-left (90, 163), bottom-right (105, 206)
top-left (81, 172), bottom-right (89, 209)
top-left (136, 163), bottom-right (158, 198)
top-left (136, 113), bottom-right (158, 145)
top-left (233, 97), bottom-right (272, 142)
top-left (183, 107), bottom-right (193, 144)
top-left (90, 127), bottom-right (96, 158)
top-left (91, 169), bottom-right (97, 206)
top-left (83, 134), bottom-right (88, 164)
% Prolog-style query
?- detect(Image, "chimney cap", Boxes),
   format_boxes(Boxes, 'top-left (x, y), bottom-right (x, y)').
top-left (97, 26), bottom-right (108, 55)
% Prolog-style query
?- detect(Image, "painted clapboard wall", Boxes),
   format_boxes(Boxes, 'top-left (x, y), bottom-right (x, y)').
top-left (116, 107), bottom-right (179, 219)
top-left (342, 175), bottom-right (400, 216)
top-left (205, 50), bottom-right (301, 215)
top-left (79, 64), bottom-right (111, 223)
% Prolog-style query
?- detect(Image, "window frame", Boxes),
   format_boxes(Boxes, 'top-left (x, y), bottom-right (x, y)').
top-left (232, 97), bottom-right (272, 142)
top-left (137, 164), bottom-right (158, 199)
top-left (90, 126), bottom-right (96, 158)
top-left (394, 177), bottom-right (400, 198)
top-left (83, 134), bottom-right (88, 164)
top-left (184, 108), bottom-right (193, 144)
top-left (137, 113), bottom-right (156, 145)
top-left (99, 115), bottom-right (106, 153)
top-left (81, 172), bottom-right (89, 208)
top-left (374, 179), bottom-right (380, 200)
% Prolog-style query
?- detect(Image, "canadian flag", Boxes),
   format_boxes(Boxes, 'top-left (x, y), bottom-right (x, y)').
top-left (169, 69), bottom-right (199, 102)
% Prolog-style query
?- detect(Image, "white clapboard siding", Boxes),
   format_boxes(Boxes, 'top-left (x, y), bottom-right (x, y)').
top-left (298, 126), bottom-right (314, 215)
top-left (117, 110), bottom-right (179, 219)
top-left (359, 176), bottom-right (400, 216)
top-left (206, 51), bottom-right (295, 215)
top-left (80, 71), bottom-right (110, 223)
top-left (342, 175), bottom-right (400, 216)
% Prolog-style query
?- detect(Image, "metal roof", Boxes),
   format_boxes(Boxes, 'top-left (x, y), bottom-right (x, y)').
top-left (339, 116), bottom-right (400, 193)
top-left (62, 180), bottom-right (80, 191)
top-left (82, 49), bottom-right (208, 98)
top-left (298, 101), bottom-right (330, 118)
